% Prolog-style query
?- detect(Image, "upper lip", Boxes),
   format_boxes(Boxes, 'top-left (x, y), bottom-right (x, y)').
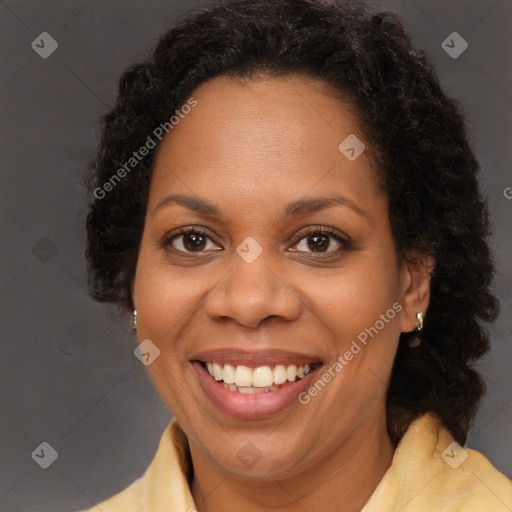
top-left (190, 348), bottom-right (322, 367)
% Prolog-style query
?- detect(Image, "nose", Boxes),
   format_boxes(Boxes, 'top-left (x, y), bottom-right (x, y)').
top-left (204, 253), bottom-right (302, 329)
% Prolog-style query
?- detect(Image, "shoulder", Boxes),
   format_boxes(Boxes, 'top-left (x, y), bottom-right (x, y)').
top-left (444, 443), bottom-right (512, 510)
top-left (79, 420), bottom-right (196, 511)
top-left (363, 413), bottom-right (512, 512)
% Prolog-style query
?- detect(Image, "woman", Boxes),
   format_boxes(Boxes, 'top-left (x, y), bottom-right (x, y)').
top-left (84, 0), bottom-right (512, 510)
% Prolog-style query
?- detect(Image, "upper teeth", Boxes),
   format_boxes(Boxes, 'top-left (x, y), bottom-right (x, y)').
top-left (206, 362), bottom-right (311, 388)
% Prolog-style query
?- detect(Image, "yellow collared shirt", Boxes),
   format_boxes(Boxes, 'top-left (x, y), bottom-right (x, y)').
top-left (84, 413), bottom-right (512, 511)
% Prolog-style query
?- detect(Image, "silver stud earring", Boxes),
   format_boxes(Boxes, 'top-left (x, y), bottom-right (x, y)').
top-left (416, 312), bottom-right (424, 332)
top-left (132, 309), bottom-right (137, 334)
top-left (408, 312), bottom-right (424, 348)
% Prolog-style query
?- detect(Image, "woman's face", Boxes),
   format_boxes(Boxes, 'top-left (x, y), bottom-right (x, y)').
top-left (133, 75), bottom-right (426, 478)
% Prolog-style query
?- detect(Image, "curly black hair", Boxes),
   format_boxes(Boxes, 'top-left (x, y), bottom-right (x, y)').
top-left (85, 0), bottom-right (499, 445)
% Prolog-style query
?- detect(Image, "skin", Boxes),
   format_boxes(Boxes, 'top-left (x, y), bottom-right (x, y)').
top-left (132, 74), bottom-right (431, 512)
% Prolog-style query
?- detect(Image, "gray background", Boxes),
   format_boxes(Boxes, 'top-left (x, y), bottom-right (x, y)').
top-left (0, 0), bottom-right (511, 510)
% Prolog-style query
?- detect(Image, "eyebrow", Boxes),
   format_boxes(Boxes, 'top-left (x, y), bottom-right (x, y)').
top-left (151, 194), bottom-right (220, 216)
top-left (285, 196), bottom-right (368, 219)
top-left (151, 194), bottom-right (368, 219)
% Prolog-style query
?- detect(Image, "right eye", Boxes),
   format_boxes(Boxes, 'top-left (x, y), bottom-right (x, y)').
top-left (163, 228), bottom-right (221, 253)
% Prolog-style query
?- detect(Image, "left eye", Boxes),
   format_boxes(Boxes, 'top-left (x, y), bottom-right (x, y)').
top-left (292, 232), bottom-right (346, 253)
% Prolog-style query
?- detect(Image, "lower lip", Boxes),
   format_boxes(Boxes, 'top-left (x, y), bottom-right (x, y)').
top-left (192, 362), bottom-right (321, 420)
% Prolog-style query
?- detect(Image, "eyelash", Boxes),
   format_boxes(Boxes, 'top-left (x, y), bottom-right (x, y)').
top-left (291, 226), bottom-right (352, 253)
top-left (161, 226), bottom-right (352, 255)
top-left (161, 226), bottom-right (215, 252)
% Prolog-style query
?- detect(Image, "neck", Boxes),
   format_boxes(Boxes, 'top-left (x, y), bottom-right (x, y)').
top-left (190, 410), bottom-right (394, 512)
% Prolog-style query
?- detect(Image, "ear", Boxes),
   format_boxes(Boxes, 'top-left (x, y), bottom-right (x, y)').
top-left (399, 253), bottom-right (434, 333)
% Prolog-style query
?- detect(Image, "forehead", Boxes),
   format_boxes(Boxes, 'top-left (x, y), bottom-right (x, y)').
top-left (149, 74), bottom-right (381, 214)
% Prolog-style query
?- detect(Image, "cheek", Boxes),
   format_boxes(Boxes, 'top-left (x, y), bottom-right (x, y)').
top-left (134, 252), bottom-right (208, 340)
top-left (133, 252), bottom-right (210, 411)
top-left (298, 268), bottom-right (402, 411)
top-left (304, 261), bottom-right (401, 345)
top-left (298, 254), bottom-right (403, 406)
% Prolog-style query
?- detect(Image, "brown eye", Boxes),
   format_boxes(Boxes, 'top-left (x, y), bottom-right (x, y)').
top-left (306, 233), bottom-right (330, 252)
top-left (182, 232), bottom-right (206, 251)
top-left (168, 229), bottom-right (219, 253)
top-left (291, 228), bottom-right (350, 254)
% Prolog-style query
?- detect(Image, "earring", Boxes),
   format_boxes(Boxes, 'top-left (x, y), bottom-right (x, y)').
top-left (408, 312), bottom-right (423, 348)
top-left (416, 312), bottom-right (424, 332)
top-left (132, 309), bottom-right (137, 334)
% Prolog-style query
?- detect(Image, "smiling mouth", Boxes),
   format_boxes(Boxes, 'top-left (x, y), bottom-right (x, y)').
top-left (199, 361), bottom-right (322, 394)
